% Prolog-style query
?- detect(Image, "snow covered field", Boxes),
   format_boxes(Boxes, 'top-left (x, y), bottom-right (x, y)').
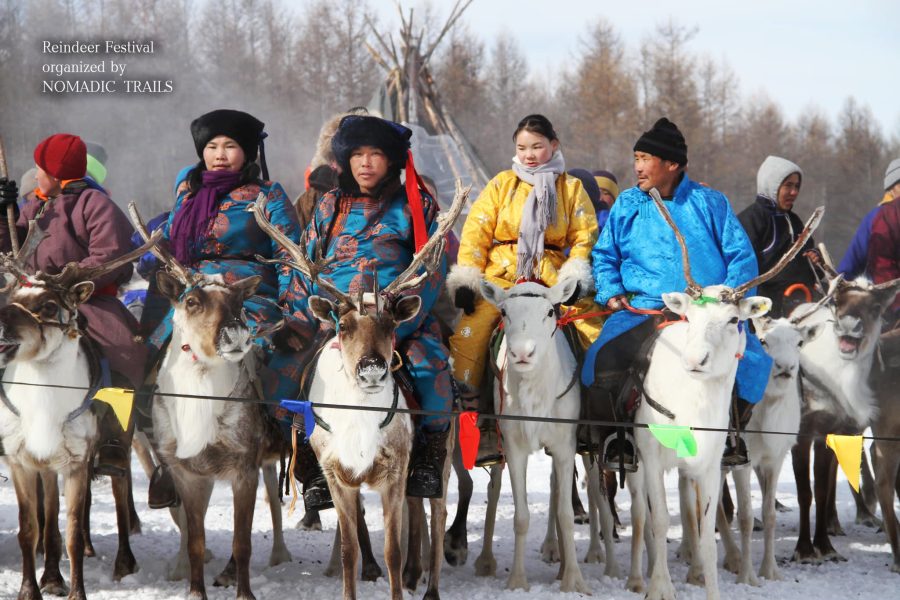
top-left (0, 451), bottom-right (897, 599)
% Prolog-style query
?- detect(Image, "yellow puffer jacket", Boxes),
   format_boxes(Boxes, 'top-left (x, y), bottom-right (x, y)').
top-left (450, 169), bottom-right (598, 292)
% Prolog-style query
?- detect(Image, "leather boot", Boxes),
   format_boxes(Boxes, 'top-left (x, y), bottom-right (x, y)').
top-left (475, 418), bottom-right (504, 467)
top-left (293, 437), bottom-right (333, 511)
top-left (148, 464), bottom-right (180, 509)
top-left (406, 428), bottom-right (450, 498)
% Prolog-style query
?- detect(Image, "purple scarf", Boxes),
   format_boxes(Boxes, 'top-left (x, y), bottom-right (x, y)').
top-left (170, 169), bottom-right (242, 264)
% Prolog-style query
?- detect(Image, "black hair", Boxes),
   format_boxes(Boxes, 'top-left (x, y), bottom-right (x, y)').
top-left (186, 159), bottom-right (262, 196)
top-left (513, 114), bottom-right (558, 142)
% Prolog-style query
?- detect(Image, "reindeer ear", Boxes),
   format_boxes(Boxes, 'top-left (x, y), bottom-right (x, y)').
top-left (873, 280), bottom-right (900, 313)
top-left (479, 279), bottom-right (505, 307)
top-left (68, 281), bottom-right (94, 306)
top-left (751, 315), bottom-right (771, 334)
top-left (308, 295), bottom-right (337, 326)
top-left (392, 295), bottom-right (422, 324)
top-left (799, 321), bottom-right (825, 346)
top-left (549, 277), bottom-right (578, 306)
top-left (233, 275), bottom-right (262, 300)
top-left (738, 296), bottom-right (772, 320)
top-left (156, 271), bottom-right (186, 302)
top-left (662, 292), bottom-right (692, 316)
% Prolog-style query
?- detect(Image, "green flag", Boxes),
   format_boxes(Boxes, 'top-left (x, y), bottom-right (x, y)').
top-left (647, 424), bottom-right (697, 458)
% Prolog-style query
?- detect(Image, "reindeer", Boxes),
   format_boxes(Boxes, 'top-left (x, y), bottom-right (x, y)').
top-left (0, 223), bottom-right (159, 600)
top-left (469, 276), bottom-right (618, 594)
top-left (715, 306), bottom-right (827, 583)
top-left (623, 193), bottom-right (821, 600)
top-left (872, 321), bottom-right (900, 573)
top-left (128, 204), bottom-right (291, 600)
top-left (250, 183), bottom-right (466, 600)
top-left (789, 265), bottom-right (900, 563)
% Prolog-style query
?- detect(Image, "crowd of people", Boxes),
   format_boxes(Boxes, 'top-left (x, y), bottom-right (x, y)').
top-left (0, 107), bottom-right (897, 513)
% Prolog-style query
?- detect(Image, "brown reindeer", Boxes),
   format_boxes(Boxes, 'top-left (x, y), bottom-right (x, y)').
top-left (791, 263), bottom-right (900, 562)
top-left (872, 321), bottom-right (900, 572)
top-left (250, 183), bottom-right (466, 600)
top-left (0, 224), bottom-right (159, 600)
top-left (129, 205), bottom-right (290, 600)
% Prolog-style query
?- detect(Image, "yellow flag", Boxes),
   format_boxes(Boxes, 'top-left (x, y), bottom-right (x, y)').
top-left (825, 434), bottom-right (863, 493)
top-left (93, 387), bottom-right (135, 430)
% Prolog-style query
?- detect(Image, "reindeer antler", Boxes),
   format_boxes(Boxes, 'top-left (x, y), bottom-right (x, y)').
top-left (789, 273), bottom-right (843, 325)
top-left (127, 202), bottom-right (196, 285)
top-left (381, 180), bottom-right (469, 296)
top-left (649, 188), bottom-right (702, 299)
top-left (247, 192), bottom-right (355, 306)
top-left (37, 229), bottom-right (163, 288)
top-left (728, 206), bottom-right (824, 301)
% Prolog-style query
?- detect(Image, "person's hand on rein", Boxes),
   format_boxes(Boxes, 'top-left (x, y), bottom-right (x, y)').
top-left (607, 295), bottom-right (629, 311)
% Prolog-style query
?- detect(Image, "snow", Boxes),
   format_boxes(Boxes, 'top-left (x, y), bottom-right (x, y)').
top-left (0, 452), bottom-right (897, 599)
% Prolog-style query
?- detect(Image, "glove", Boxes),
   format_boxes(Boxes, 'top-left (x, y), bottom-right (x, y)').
top-left (0, 178), bottom-right (18, 207)
top-left (562, 282), bottom-right (582, 306)
top-left (272, 327), bottom-right (305, 352)
top-left (454, 287), bottom-right (476, 315)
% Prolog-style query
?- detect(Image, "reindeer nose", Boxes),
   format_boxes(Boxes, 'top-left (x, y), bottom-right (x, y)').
top-left (357, 355), bottom-right (387, 384)
top-left (509, 341), bottom-right (536, 361)
top-left (684, 352), bottom-right (710, 371)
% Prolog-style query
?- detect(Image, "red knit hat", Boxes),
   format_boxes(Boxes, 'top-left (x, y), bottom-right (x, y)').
top-left (33, 133), bottom-right (87, 180)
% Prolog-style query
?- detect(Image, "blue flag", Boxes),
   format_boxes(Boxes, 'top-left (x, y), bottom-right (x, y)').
top-left (280, 399), bottom-right (317, 440)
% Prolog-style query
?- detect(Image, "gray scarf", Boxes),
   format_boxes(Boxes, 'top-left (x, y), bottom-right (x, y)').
top-left (512, 150), bottom-right (566, 279)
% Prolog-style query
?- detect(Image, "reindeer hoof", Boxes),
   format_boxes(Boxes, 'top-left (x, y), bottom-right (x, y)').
top-left (129, 519), bottom-right (142, 536)
top-left (443, 538), bottom-right (468, 567)
top-left (685, 566), bottom-right (704, 586)
top-left (506, 573), bottom-right (529, 591)
top-left (39, 575), bottom-right (68, 596)
top-left (297, 510), bottom-right (322, 531)
top-left (736, 570), bottom-right (760, 587)
top-left (540, 540), bottom-right (560, 563)
top-left (361, 561), bottom-right (383, 582)
top-left (167, 560), bottom-right (189, 581)
top-left (403, 566), bottom-right (422, 591)
top-left (791, 549), bottom-right (821, 564)
top-left (821, 549), bottom-right (847, 562)
top-left (759, 565), bottom-right (783, 581)
top-left (753, 517), bottom-right (763, 532)
top-left (422, 589), bottom-right (441, 600)
top-left (560, 573), bottom-right (590, 594)
top-left (113, 551), bottom-right (139, 580)
top-left (584, 547), bottom-right (604, 564)
top-left (891, 562), bottom-right (900, 574)
top-left (574, 511), bottom-right (589, 525)
top-left (856, 514), bottom-right (882, 529)
top-left (83, 543), bottom-right (96, 558)
top-left (604, 562), bottom-right (621, 579)
top-left (625, 575), bottom-right (645, 593)
top-left (474, 554), bottom-right (496, 577)
top-left (723, 553), bottom-right (741, 574)
top-left (268, 546), bottom-right (292, 567)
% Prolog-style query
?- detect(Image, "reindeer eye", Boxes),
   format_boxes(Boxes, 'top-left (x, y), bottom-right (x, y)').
top-left (547, 309), bottom-right (554, 318)
top-left (185, 297), bottom-right (199, 308)
top-left (40, 302), bottom-right (58, 318)
top-left (760, 339), bottom-right (768, 347)
top-left (500, 309), bottom-right (507, 318)
top-left (728, 317), bottom-right (739, 325)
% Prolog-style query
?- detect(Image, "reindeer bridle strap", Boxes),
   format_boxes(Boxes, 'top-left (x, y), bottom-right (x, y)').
top-left (7, 302), bottom-right (80, 338)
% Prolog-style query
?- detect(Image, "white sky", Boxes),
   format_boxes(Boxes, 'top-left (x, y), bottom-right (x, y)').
top-left (371, 0), bottom-right (900, 138)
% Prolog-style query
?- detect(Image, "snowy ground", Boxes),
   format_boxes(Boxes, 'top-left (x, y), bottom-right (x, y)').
top-left (1, 451), bottom-right (897, 599)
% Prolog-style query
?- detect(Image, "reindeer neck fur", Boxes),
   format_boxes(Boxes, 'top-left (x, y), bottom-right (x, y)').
top-left (641, 322), bottom-right (736, 472)
top-left (311, 344), bottom-right (411, 478)
top-left (799, 306), bottom-right (876, 429)
top-left (1, 334), bottom-right (93, 462)
top-left (157, 326), bottom-right (244, 460)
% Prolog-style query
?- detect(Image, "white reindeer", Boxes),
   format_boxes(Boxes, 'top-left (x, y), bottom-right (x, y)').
top-left (0, 227), bottom-right (159, 599)
top-left (716, 314), bottom-right (824, 583)
top-left (250, 184), bottom-right (466, 600)
top-left (624, 194), bottom-right (821, 600)
top-left (471, 277), bottom-right (616, 594)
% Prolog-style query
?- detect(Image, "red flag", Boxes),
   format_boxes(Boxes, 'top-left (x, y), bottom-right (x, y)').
top-left (459, 411), bottom-right (480, 470)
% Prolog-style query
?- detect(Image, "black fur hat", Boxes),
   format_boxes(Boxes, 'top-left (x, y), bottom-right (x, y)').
top-left (330, 115), bottom-right (412, 172)
top-left (190, 109), bottom-right (265, 162)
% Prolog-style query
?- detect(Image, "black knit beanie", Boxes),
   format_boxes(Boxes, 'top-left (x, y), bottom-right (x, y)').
top-left (633, 117), bottom-right (688, 166)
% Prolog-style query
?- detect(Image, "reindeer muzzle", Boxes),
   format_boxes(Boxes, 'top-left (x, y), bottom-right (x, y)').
top-left (216, 319), bottom-right (252, 361)
top-left (356, 355), bottom-right (388, 389)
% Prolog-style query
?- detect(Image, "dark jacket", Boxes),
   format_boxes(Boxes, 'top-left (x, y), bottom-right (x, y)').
top-left (867, 199), bottom-right (900, 313)
top-left (737, 196), bottom-right (816, 317)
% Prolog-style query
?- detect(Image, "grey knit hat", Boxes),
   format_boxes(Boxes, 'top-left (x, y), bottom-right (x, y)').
top-left (757, 155), bottom-right (802, 201)
top-left (884, 158), bottom-right (900, 190)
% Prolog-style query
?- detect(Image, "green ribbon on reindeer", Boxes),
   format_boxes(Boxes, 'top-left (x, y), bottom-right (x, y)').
top-left (647, 424), bottom-right (697, 458)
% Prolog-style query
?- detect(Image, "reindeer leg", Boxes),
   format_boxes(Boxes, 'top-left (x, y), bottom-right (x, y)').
top-left (422, 432), bottom-right (452, 600)
top-left (757, 465), bottom-right (783, 580)
top-left (873, 438), bottom-right (900, 572)
top-left (582, 457), bottom-right (604, 564)
top-left (681, 476), bottom-right (703, 584)
top-left (80, 478), bottom-right (95, 558)
top-left (38, 471), bottom-right (66, 595)
top-left (324, 524), bottom-right (342, 578)
top-left (697, 471), bottom-right (722, 600)
top-left (111, 465), bottom-right (138, 580)
top-left (180, 474), bottom-right (213, 600)
top-left (814, 440), bottom-right (845, 561)
top-left (36, 476), bottom-right (45, 556)
top-left (644, 457), bottom-right (676, 600)
top-left (853, 450), bottom-right (880, 528)
top-left (791, 436), bottom-right (816, 562)
top-left (444, 444), bottom-right (472, 566)
top-left (474, 464), bottom-right (501, 577)
top-left (262, 463), bottom-right (292, 567)
top-left (12, 464), bottom-right (42, 600)
top-left (715, 485), bottom-right (738, 577)
top-left (126, 464), bottom-right (142, 535)
top-left (382, 480), bottom-right (406, 600)
top-left (625, 469), bottom-right (647, 594)
top-left (231, 469), bottom-right (259, 600)
top-left (572, 467), bottom-right (588, 524)
top-left (540, 464), bottom-right (560, 563)
top-left (505, 445), bottom-right (530, 591)
top-left (63, 464), bottom-right (90, 600)
top-left (733, 466), bottom-right (758, 586)
top-left (551, 445), bottom-right (589, 594)
top-left (331, 485), bottom-right (360, 600)
top-left (403, 498), bottom-right (425, 591)
top-left (356, 495), bottom-right (382, 582)
top-left (592, 460), bottom-right (620, 578)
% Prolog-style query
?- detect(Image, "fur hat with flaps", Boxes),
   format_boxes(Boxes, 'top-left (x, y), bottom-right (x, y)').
top-left (190, 109), bottom-right (265, 162)
top-left (331, 115), bottom-right (412, 174)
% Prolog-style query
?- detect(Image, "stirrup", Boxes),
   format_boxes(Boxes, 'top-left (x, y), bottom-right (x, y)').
top-left (601, 433), bottom-right (638, 473)
top-left (93, 441), bottom-right (129, 478)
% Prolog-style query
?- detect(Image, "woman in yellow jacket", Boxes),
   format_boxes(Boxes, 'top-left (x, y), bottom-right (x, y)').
top-left (447, 114), bottom-right (604, 396)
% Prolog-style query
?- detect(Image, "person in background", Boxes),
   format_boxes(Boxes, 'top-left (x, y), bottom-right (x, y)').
top-left (84, 141), bottom-right (108, 187)
top-left (839, 157), bottom-right (900, 279)
top-left (867, 161), bottom-right (900, 317)
top-left (737, 155), bottom-right (819, 317)
top-left (592, 169), bottom-right (619, 230)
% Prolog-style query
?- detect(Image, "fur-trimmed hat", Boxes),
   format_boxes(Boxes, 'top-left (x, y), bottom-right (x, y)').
top-left (34, 133), bottom-right (87, 180)
top-left (309, 107), bottom-right (369, 171)
top-left (633, 117), bottom-right (687, 166)
top-left (190, 109), bottom-right (265, 162)
top-left (331, 115), bottom-right (412, 172)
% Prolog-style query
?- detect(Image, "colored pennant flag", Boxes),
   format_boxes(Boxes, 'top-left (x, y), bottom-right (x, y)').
top-left (458, 411), bottom-right (480, 470)
top-left (825, 433), bottom-right (863, 493)
top-left (280, 399), bottom-right (317, 440)
top-left (647, 424), bottom-right (697, 458)
top-left (93, 387), bottom-right (134, 430)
